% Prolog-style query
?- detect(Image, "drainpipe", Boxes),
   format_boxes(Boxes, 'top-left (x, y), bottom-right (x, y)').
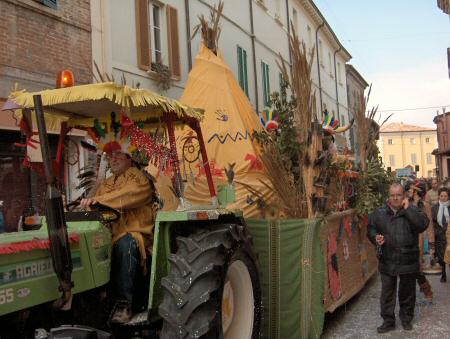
top-left (333, 46), bottom-right (342, 117)
top-left (184, 0), bottom-right (192, 71)
top-left (315, 21), bottom-right (325, 115)
top-left (249, 0), bottom-right (259, 112)
top-left (285, 0), bottom-right (292, 67)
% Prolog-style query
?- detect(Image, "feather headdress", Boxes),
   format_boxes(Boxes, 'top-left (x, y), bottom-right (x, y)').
top-left (321, 109), bottom-right (354, 135)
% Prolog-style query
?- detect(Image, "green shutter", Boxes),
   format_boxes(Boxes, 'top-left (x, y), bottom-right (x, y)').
top-left (266, 64), bottom-right (270, 106)
top-left (262, 62), bottom-right (270, 107)
top-left (238, 46), bottom-right (249, 96)
top-left (279, 72), bottom-right (283, 92)
top-left (237, 46), bottom-right (243, 89)
top-left (243, 49), bottom-right (248, 96)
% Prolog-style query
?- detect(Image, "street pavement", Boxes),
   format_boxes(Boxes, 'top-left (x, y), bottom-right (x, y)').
top-left (321, 272), bottom-right (450, 339)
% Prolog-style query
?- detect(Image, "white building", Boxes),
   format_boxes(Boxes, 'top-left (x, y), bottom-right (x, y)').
top-left (91, 0), bottom-right (352, 140)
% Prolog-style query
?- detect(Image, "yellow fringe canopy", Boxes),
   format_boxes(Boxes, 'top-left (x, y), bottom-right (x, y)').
top-left (8, 82), bottom-right (204, 127)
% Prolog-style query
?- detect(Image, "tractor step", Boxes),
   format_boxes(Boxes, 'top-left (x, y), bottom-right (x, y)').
top-left (124, 311), bottom-right (149, 327)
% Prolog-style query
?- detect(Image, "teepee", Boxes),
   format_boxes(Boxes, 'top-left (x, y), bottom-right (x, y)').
top-left (155, 2), bottom-right (272, 218)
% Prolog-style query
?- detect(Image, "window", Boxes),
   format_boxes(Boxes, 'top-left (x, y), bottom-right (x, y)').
top-left (279, 72), bottom-right (284, 92)
top-left (34, 0), bottom-right (57, 9)
top-left (411, 153), bottom-right (417, 165)
top-left (0, 131), bottom-right (59, 232)
top-left (337, 62), bottom-right (342, 83)
top-left (307, 25), bottom-right (312, 48)
top-left (410, 138), bottom-right (416, 144)
top-left (328, 52), bottom-right (332, 75)
top-left (275, 0), bottom-right (281, 17)
top-left (388, 139), bottom-right (393, 145)
top-left (427, 153), bottom-right (433, 165)
top-left (237, 46), bottom-right (249, 96)
top-left (292, 8), bottom-right (298, 32)
top-left (425, 137), bottom-right (430, 143)
top-left (135, 1), bottom-right (181, 78)
top-left (149, 2), bottom-right (162, 63)
top-left (318, 40), bottom-right (323, 66)
top-left (261, 61), bottom-right (270, 107)
top-left (389, 155), bottom-right (395, 167)
top-left (340, 114), bottom-right (346, 126)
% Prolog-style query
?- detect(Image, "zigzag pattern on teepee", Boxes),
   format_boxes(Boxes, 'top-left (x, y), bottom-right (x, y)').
top-left (207, 130), bottom-right (255, 144)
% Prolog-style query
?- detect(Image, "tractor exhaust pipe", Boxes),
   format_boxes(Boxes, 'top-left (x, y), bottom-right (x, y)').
top-left (33, 94), bottom-right (73, 310)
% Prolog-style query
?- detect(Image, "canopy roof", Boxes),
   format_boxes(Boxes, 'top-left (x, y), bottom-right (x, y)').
top-left (4, 82), bottom-right (204, 127)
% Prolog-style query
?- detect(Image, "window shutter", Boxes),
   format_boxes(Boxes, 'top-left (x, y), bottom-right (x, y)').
top-left (35, 0), bottom-right (57, 9)
top-left (237, 46), bottom-right (243, 88)
top-left (243, 49), bottom-right (248, 95)
top-left (167, 5), bottom-right (181, 79)
top-left (262, 62), bottom-right (270, 107)
top-left (135, 0), bottom-right (151, 71)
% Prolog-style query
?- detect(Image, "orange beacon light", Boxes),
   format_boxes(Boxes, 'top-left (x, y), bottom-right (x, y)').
top-left (56, 70), bottom-right (74, 88)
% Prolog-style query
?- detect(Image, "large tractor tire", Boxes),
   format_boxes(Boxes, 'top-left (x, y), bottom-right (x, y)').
top-left (159, 224), bottom-right (261, 339)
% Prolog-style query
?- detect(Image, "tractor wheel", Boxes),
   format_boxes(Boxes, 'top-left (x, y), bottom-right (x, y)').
top-left (158, 224), bottom-right (261, 339)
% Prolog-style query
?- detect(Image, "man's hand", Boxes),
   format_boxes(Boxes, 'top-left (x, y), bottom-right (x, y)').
top-left (376, 234), bottom-right (385, 246)
top-left (402, 198), bottom-right (410, 209)
top-left (79, 198), bottom-right (97, 209)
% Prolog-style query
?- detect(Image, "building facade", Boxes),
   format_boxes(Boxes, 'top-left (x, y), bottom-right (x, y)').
top-left (91, 0), bottom-right (353, 138)
top-left (377, 123), bottom-right (437, 178)
top-left (438, 0), bottom-right (450, 15)
top-left (346, 64), bottom-right (369, 153)
top-left (433, 111), bottom-right (450, 180)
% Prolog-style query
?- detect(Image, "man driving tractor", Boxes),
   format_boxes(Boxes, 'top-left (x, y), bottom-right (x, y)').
top-left (80, 140), bottom-right (157, 325)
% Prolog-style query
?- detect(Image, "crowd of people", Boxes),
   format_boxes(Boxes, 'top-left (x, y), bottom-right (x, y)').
top-left (368, 177), bottom-right (450, 333)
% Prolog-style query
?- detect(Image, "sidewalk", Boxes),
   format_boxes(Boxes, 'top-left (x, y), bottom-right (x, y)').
top-left (321, 273), bottom-right (450, 339)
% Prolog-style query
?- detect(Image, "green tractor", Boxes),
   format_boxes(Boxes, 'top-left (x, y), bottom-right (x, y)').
top-left (0, 83), bottom-right (261, 338)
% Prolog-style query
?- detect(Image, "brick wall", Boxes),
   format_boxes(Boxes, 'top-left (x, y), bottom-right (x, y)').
top-left (0, 0), bottom-right (92, 98)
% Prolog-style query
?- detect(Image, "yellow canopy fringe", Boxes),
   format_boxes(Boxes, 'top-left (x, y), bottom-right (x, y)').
top-left (9, 82), bottom-right (204, 122)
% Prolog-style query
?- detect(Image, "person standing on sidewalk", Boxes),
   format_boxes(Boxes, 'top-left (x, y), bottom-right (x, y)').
top-left (368, 183), bottom-right (429, 333)
top-left (431, 187), bottom-right (450, 282)
top-left (424, 178), bottom-right (440, 258)
top-left (405, 181), bottom-right (433, 301)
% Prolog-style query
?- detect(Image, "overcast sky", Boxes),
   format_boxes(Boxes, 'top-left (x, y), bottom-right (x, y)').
top-left (314, 0), bottom-right (450, 127)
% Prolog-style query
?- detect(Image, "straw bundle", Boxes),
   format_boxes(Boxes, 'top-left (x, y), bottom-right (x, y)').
top-left (191, 1), bottom-right (224, 54)
top-left (258, 141), bottom-right (307, 218)
top-left (354, 85), bottom-right (391, 171)
top-left (282, 25), bottom-right (317, 218)
top-left (256, 25), bottom-right (317, 218)
top-left (283, 23), bottom-right (316, 144)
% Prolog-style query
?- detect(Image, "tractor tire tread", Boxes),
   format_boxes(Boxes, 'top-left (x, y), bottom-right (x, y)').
top-left (159, 223), bottom-right (254, 339)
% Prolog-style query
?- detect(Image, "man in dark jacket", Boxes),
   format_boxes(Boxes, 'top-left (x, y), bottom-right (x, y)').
top-left (368, 183), bottom-right (429, 333)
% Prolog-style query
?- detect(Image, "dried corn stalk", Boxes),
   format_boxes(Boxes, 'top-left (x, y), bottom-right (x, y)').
top-left (191, 1), bottom-right (224, 54)
top-left (354, 85), bottom-right (390, 171)
top-left (256, 25), bottom-right (317, 218)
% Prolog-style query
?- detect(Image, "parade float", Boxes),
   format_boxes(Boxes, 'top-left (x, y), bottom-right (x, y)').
top-left (157, 4), bottom-right (393, 338)
top-left (0, 2), bottom-right (394, 338)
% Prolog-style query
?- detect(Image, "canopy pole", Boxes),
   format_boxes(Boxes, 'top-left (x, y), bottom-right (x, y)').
top-left (190, 119), bottom-right (216, 198)
top-left (33, 95), bottom-right (73, 310)
top-left (165, 115), bottom-right (185, 207)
